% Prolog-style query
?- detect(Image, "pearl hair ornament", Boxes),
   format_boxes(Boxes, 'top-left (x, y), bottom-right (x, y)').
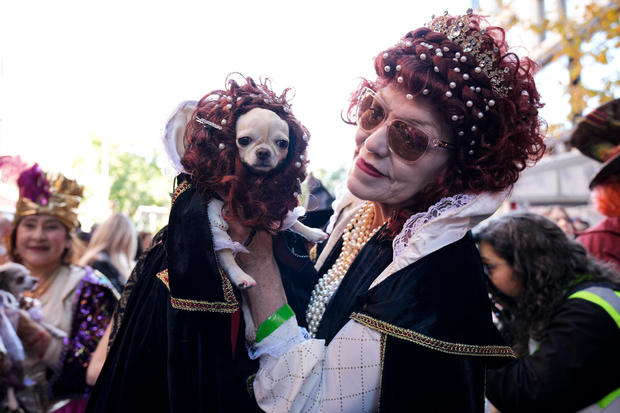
top-left (424, 10), bottom-right (511, 97)
top-left (195, 117), bottom-right (223, 130)
top-left (218, 143), bottom-right (225, 150)
top-left (406, 94), bottom-right (413, 100)
top-left (422, 89), bottom-right (430, 95)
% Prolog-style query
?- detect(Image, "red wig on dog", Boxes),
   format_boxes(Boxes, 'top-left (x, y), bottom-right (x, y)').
top-left (182, 75), bottom-right (310, 231)
top-left (345, 13), bottom-right (547, 236)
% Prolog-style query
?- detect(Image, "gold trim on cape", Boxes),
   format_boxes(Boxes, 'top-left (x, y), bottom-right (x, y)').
top-left (156, 269), bottom-right (239, 313)
top-left (171, 181), bottom-right (191, 206)
top-left (351, 312), bottom-right (515, 358)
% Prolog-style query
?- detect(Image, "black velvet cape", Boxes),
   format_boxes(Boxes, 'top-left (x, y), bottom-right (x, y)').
top-left (86, 179), bottom-right (317, 413)
top-left (315, 230), bottom-right (515, 412)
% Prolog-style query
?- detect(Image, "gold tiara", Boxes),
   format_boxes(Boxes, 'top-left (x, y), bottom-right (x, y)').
top-left (426, 9), bottom-right (510, 97)
top-left (15, 172), bottom-right (83, 231)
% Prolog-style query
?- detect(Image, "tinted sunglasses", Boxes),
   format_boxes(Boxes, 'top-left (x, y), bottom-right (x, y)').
top-left (356, 88), bottom-right (455, 163)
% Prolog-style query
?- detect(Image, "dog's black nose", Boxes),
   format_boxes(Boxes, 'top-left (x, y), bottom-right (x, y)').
top-left (256, 149), bottom-right (271, 160)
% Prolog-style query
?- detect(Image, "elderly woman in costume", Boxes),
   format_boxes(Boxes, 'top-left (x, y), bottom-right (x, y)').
top-left (86, 77), bottom-right (317, 413)
top-left (232, 10), bottom-right (546, 412)
top-left (476, 213), bottom-right (620, 412)
top-left (0, 158), bottom-right (118, 413)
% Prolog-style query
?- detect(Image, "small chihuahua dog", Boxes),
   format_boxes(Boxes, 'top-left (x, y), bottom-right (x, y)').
top-left (0, 262), bottom-right (38, 299)
top-left (207, 107), bottom-right (327, 289)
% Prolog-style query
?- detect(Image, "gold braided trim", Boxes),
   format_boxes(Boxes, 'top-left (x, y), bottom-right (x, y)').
top-left (156, 269), bottom-right (239, 313)
top-left (351, 313), bottom-right (515, 358)
top-left (171, 181), bottom-right (192, 206)
top-left (377, 333), bottom-right (387, 412)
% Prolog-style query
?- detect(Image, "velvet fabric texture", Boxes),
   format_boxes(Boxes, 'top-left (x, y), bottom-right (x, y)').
top-left (316, 230), bottom-right (512, 411)
top-left (86, 179), bottom-right (316, 413)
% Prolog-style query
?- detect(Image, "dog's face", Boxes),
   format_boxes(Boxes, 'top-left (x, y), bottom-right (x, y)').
top-left (0, 262), bottom-right (38, 296)
top-left (235, 108), bottom-right (290, 173)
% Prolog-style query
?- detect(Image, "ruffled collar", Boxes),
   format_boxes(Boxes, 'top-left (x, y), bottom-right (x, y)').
top-left (318, 187), bottom-right (509, 289)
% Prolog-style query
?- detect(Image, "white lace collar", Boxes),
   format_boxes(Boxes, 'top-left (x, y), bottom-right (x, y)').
top-left (316, 187), bottom-right (509, 289)
top-left (371, 189), bottom-right (509, 288)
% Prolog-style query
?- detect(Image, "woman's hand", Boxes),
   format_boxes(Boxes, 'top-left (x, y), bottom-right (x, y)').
top-left (16, 309), bottom-right (52, 359)
top-left (226, 220), bottom-right (288, 328)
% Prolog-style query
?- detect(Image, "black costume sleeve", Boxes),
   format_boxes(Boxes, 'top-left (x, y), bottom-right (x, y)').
top-left (381, 336), bottom-right (486, 412)
top-left (486, 298), bottom-right (620, 413)
top-left (86, 181), bottom-right (317, 413)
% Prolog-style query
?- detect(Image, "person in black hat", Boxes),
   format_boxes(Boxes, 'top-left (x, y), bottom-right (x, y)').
top-left (571, 99), bottom-right (620, 273)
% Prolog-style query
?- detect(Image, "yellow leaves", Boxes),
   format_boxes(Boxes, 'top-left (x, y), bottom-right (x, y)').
top-left (568, 84), bottom-right (589, 121)
top-left (595, 53), bottom-right (608, 64)
top-left (509, 0), bottom-right (619, 123)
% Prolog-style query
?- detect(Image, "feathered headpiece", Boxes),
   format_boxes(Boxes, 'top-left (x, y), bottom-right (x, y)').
top-left (0, 156), bottom-right (83, 231)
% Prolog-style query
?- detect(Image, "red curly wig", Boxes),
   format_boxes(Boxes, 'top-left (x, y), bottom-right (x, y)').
top-left (182, 75), bottom-right (310, 231)
top-left (345, 12), bottom-right (546, 236)
top-left (592, 176), bottom-right (620, 217)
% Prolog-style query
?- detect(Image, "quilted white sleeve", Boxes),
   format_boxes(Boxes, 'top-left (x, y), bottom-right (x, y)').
top-left (252, 319), bottom-right (382, 413)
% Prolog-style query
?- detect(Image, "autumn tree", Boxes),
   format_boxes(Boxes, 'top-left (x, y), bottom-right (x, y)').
top-left (490, 0), bottom-right (619, 121)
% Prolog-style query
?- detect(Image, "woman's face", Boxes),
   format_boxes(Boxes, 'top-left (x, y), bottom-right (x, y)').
top-left (15, 215), bottom-right (69, 275)
top-left (346, 84), bottom-right (453, 209)
top-left (479, 241), bottom-right (521, 298)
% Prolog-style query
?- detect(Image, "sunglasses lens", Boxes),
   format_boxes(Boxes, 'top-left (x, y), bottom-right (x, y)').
top-left (387, 121), bottom-right (429, 162)
top-left (358, 92), bottom-right (385, 131)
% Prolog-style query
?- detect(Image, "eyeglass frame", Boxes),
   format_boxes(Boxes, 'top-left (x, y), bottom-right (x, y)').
top-left (355, 87), bottom-right (456, 164)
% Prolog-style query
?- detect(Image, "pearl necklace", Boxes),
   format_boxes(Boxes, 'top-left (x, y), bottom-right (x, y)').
top-left (306, 201), bottom-right (383, 338)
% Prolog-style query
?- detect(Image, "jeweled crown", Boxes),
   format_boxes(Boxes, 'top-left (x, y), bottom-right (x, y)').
top-left (426, 9), bottom-right (509, 97)
top-left (15, 171), bottom-right (83, 231)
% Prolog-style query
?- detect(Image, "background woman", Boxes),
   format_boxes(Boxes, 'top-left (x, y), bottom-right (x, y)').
top-left (1, 159), bottom-right (118, 413)
top-left (476, 212), bottom-right (620, 413)
top-left (78, 213), bottom-right (138, 294)
top-left (235, 9), bottom-right (547, 412)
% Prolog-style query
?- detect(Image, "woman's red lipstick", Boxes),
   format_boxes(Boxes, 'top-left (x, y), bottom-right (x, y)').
top-left (356, 157), bottom-right (384, 177)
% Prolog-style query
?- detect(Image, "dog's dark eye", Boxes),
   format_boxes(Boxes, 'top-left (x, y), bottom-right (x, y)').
top-left (16, 275), bottom-right (24, 284)
top-left (237, 137), bottom-right (251, 146)
top-left (276, 140), bottom-right (289, 149)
